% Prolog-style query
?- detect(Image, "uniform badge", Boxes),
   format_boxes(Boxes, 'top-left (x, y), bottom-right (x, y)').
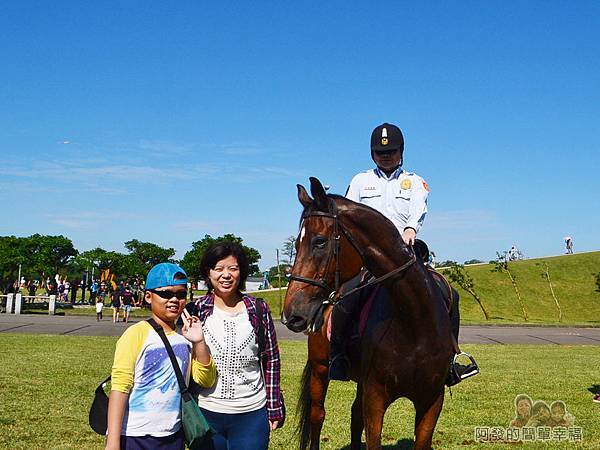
top-left (381, 127), bottom-right (388, 145)
top-left (401, 179), bottom-right (412, 190)
top-left (422, 180), bottom-right (430, 192)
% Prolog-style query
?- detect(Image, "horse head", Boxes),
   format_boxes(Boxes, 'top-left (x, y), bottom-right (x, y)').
top-left (282, 177), bottom-right (363, 333)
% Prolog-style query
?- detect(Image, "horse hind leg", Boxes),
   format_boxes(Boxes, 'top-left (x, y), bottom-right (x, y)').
top-left (350, 383), bottom-right (364, 450)
top-left (413, 391), bottom-right (444, 450)
top-left (362, 382), bottom-right (389, 450)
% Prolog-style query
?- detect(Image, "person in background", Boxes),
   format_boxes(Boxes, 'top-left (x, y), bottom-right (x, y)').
top-left (96, 296), bottom-right (104, 321)
top-left (111, 288), bottom-right (122, 324)
top-left (188, 242), bottom-right (285, 450)
top-left (90, 279), bottom-right (99, 305)
top-left (564, 236), bottom-right (574, 254)
top-left (121, 287), bottom-right (133, 323)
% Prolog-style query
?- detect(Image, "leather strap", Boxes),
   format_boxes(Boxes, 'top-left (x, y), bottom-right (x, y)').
top-left (147, 318), bottom-right (191, 401)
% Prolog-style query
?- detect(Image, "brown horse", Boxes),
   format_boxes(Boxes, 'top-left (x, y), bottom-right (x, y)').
top-left (282, 177), bottom-right (454, 450)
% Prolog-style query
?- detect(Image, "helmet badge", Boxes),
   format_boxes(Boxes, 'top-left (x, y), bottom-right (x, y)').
top-left (381, 127), bottom-right (388, 146)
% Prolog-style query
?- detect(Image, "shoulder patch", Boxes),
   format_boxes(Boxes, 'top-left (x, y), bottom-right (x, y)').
top-left (422, 180), bottom-right (430, 192)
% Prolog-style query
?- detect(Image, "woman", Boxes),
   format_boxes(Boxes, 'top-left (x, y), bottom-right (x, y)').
top-left (509, 394), bottom-right (532, 427)
top-left (189, 242), bottom-right (284, 450)
top-left (526, 400), bottom-right (551, 427)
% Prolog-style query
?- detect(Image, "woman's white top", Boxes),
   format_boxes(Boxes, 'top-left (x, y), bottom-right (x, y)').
top-left (197, 305), bottom-right (266, 414)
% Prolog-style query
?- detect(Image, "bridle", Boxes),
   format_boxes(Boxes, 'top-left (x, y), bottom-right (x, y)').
top-left (287, 199), bottom-right (417, 330)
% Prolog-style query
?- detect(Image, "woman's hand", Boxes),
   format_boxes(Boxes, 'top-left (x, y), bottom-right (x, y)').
top-left (269, 420), bottom-right (279, 431)
top-left (181, 308), bottom-right (205, 343)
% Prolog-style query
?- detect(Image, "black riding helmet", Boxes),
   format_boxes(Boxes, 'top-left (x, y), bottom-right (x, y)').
top-left (370, 123), bottom-right (405, 165)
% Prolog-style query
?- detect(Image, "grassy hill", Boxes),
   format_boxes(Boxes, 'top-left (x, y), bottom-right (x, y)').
top-left (441, 251), bottom-right (600, 325)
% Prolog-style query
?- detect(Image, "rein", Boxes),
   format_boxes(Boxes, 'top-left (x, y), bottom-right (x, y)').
top-left (288, 201), bottom-right (416, 331)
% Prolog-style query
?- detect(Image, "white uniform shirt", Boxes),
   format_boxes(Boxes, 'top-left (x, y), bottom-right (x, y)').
top-left (346, 167), bottom-right (429, 234)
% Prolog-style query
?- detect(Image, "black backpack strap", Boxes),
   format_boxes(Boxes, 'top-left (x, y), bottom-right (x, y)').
top-left (147, 318), bottom-right (191, 401)
top-left (255, 298), bottom-right (266, 370)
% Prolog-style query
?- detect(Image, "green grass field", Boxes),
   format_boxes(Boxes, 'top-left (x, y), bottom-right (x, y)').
top-left (0, 334), bottom-right (598, 449)
top-left (445, 252), bottom-right (600, 325)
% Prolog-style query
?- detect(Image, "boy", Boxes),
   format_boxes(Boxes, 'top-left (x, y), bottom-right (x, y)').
top-left (105, 263), bottom-right (216, 450)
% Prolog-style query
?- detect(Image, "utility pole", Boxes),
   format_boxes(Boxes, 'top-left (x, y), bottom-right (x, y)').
top-left (17, 264), bottom-right (22, 293)
top-left (276, 249), bottom-right (282, 314)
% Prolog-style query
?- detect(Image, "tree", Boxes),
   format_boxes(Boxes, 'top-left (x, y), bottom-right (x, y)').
top-left (124, 239), bottom-right (176, 276)
top-left (437, 260), bottom-right (457, 268)
top-left (464, 259), bottom-right (484, 265)
top-left (492, 251), bottom-right (528, 321)
top-left (0, 236), bottom-right (25, 289)
top-left (446, 263), bottom-right (490, 320)
top-left (537, 262), bottom-right (562, 322)
top-left (76, 248), bottom-right (130, 279)
top-left (282, 236), bottom-right (296, 265)
top-left (180, 234), bottom-right (261, 281)
top-left (595, 272), bottom-right (600, 293)
top-left (267, 264), bottom-right (291, 288)
top-left (0, 235), bottom-right (77, 289)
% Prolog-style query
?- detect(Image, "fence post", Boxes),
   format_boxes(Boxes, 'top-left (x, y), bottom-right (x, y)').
top-left (6, 294), bottom-right (14, 314)
top-left (49, 295), bottom-right (56, 315)
top-left (14, 293), bottom-right (23, 314)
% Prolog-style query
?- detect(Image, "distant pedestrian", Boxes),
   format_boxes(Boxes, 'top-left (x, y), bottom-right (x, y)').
top-left (564, 236), bottom-right (574, 254)
top-left (90, 280), bottom-right (99, 304)
top-left (96, 297), bottom-right (104, 321)
top-left (28, 281), bottom-right (36, 299)
top-left (121, 287), bottom-right (133, 323)
top-left (111, 290), bottom-right (122, 323)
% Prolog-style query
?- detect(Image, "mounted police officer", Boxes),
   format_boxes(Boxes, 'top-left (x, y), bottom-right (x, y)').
top-left (328, 123), bottom-right (479, 384)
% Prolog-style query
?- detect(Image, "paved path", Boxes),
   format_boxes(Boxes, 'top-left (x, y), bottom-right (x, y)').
top-left (1, 314), bottom-right (600, 344)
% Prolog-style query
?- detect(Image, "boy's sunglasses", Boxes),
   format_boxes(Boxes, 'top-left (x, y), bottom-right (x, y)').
top-left (149, 289), bottom-right (188, 300)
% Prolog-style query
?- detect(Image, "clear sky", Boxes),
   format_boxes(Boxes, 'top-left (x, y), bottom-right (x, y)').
top-left (1, 1), bottom-right (598, 270)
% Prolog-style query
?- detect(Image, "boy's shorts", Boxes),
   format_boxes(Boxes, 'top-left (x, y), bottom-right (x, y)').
top-left (123, 304), bottom-right (132, 313)
top-left (119, 429), bottom-right (184, 449)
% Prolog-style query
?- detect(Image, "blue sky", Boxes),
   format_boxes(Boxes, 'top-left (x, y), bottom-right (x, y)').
top-left (1, 1), bottom-right (598, 270)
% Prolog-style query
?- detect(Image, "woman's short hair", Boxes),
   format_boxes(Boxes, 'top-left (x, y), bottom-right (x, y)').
top-left (531, 400), bottom-right (550, 416)
top-left (199, 241), bottom-right (250, 292)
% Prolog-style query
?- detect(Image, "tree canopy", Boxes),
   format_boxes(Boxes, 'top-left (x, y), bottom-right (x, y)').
top-left (0, 234), bottom-right (77, 285)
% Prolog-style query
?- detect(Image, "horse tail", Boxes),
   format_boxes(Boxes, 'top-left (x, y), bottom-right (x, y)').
top-left (296, 360), bottom-right (312, 450)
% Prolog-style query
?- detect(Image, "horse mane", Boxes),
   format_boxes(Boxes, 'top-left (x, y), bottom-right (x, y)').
top-left (327, 194), bottom-right (405, 248)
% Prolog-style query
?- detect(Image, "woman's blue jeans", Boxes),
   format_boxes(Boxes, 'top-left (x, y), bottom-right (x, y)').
top-left (199, 407), bottom-right (270, 450)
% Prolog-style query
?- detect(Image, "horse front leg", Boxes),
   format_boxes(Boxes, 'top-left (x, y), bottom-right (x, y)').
top-left (308, 361), bottom-right (329, 450)
top-left (350, 382), bottom-right (364, 449)
top-left (413, 391), bottom-right (444, 450)
top-left (362, 382), bottom-right (389, 450)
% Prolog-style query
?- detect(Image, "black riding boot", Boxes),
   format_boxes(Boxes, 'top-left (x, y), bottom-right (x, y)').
top-left (328, 302), bottom-right (352, 381)
top-left (329, 288), bottom-right (363, 381)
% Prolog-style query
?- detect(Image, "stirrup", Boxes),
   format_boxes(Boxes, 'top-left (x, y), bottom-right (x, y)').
top-left (446, 352), bottom-right (479, 386)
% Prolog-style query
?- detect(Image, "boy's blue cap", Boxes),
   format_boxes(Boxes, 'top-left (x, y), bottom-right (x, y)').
top-left (146, 263), bottom-right (188, 290)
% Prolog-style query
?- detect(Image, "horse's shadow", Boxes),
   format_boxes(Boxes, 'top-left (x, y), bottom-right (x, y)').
top-left (338, 439), bottom-right (414, 449)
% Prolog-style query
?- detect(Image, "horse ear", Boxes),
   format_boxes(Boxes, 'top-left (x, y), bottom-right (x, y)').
top-left (297, 184), bottom-right (312, 208)
top-left (309, 177), bottom-right (329, 210)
